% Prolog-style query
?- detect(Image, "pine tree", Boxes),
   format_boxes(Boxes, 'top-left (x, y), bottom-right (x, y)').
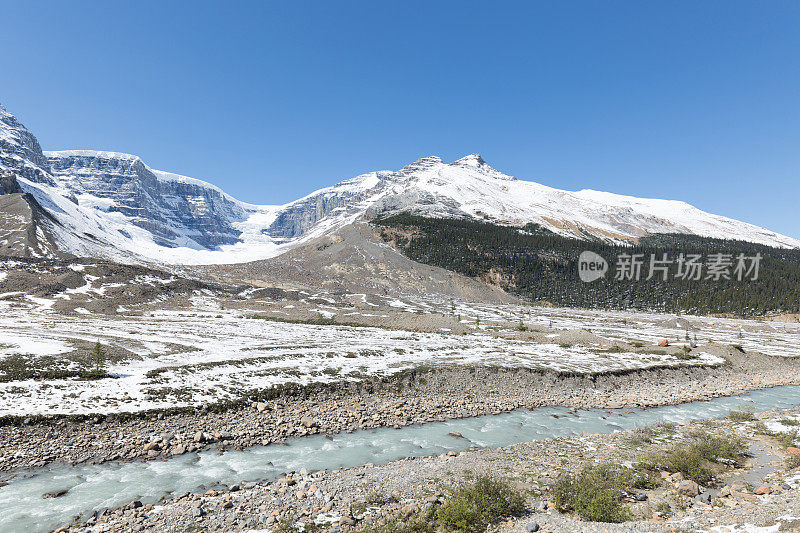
top-left (91, 341), bottom-right (106, 373)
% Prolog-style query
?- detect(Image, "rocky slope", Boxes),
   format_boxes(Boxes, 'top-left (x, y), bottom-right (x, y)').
top-left (0, 170), bottom-right (68, 258)
top-left (203, 222), bottom-right (517, 302)
top-left (2, 102), bottom-right (798, 267)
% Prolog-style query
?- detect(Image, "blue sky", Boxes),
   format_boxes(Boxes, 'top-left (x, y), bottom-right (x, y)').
top-left (1, 1), bottom-right (799, 237)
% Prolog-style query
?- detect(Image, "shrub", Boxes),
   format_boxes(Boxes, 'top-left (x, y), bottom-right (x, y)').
top-left (689, 432), bottom-right (747, 461)
top-left (640, 431), bottom-right (747, 485)
top-left (775, 430), bottom-right (800, 448)
top-left (552, 464), bottom-right (637, 523)
top-left (628, 422), bottom-right (678, 446)
top-left (435, 476), bottom-right (525, 533)
top-left (727, 408), bottom-right (757, 422)
top-left (754, 422), bottom-right (776, 436)
top-left (364, 507), bottom-right (437, 533)
top-left (654, 501), bottom-right (672, 517)
top-left (655, 421), bottom-right (678, 433)
top-left (664, 447), bottom-right (713, 485)
top-left (628, 426), bottom-right (656, 445)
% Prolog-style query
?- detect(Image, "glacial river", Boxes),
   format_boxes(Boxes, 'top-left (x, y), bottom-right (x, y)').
top-left (2, 385), bottom-right (800, 532)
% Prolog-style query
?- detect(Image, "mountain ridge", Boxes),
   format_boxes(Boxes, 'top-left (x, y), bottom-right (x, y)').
top-left (1, 102), bottom-right (798, 266)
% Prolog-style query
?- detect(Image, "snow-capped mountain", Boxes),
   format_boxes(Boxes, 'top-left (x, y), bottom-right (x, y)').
top-left (46, 150), bottom-right (249, 248)
top-left (1, 102), bottom-right (798, 265)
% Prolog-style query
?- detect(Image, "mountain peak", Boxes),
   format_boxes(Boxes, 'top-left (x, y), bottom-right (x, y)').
top-left (451, 153), bottom-right (486, 168)
top-left (408, 155), bottom-right (443, 166)
top-left (395, 156), bottom-right (444, 176)
top-left (449, 153), bottom-right (515, 181)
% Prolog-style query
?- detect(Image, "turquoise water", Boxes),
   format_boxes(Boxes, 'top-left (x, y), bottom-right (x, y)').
top-left (1, 384), bottom-right (799, 532)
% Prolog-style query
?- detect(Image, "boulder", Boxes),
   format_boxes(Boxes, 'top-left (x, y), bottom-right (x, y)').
top-left (669, 472), bottom-right (684, 483)
top-left (676, 479), bottom-right (700, 495)
top-left (695, 492), bottom-right (711, 504)
top-left (42, 489), bottom-right (69, 499)
top-left (171, 445), bottom-right (187, 456)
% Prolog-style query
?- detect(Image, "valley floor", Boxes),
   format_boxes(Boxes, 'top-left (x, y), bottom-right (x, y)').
top-left (3, 270), bottom-right (800, 418)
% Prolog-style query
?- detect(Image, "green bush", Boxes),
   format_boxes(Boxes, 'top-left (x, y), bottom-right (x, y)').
top-left (655, 501), bottom-right (672, 517)
top-left (640, 431), bottom-right (747, 485)
top-left (775, 430), bottom-right (800, 448)
top-left (364, 507), bottom-right (437, 533)
top-left (691, 432), bottom-right (747, 460)
top-left (628, 426), bottom-right (656, 445)
top-left (727, 408), bottom-right (757, 422)
top-left (365, 476), bottom-right (524, 533)
top-left (552, 464), bottom-right (637, 523)
top-left (435, 476), bottom-right (525, 533)
top-left (665, 448), bottom-right (713, 485)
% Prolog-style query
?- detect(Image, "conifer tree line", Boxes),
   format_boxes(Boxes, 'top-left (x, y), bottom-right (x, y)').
top-left (373, 214), bottom-right (800, 317)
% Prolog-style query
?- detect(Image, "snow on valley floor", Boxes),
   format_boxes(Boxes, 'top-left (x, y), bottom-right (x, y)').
top-left (453, 302), bottom-right (800, 359)
top-left (3, 295), bottom-right (800, 416)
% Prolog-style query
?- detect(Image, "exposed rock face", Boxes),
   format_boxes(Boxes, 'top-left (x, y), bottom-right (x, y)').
top-left (0, 105), bottom-right (55, 186)
top-left (46, 151), bottom-right (247, 248)
top-left (267, 189), bottom-right (362, 240)
top-left (0, 169), bottom-right (23, 194)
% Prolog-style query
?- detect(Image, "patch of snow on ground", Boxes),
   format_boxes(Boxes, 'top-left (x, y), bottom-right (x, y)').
top-left (0, 333), bottom-right (72, 358)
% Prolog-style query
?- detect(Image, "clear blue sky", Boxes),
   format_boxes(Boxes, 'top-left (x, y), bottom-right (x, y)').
top-left (1, 1), bottom-right (798, 237)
